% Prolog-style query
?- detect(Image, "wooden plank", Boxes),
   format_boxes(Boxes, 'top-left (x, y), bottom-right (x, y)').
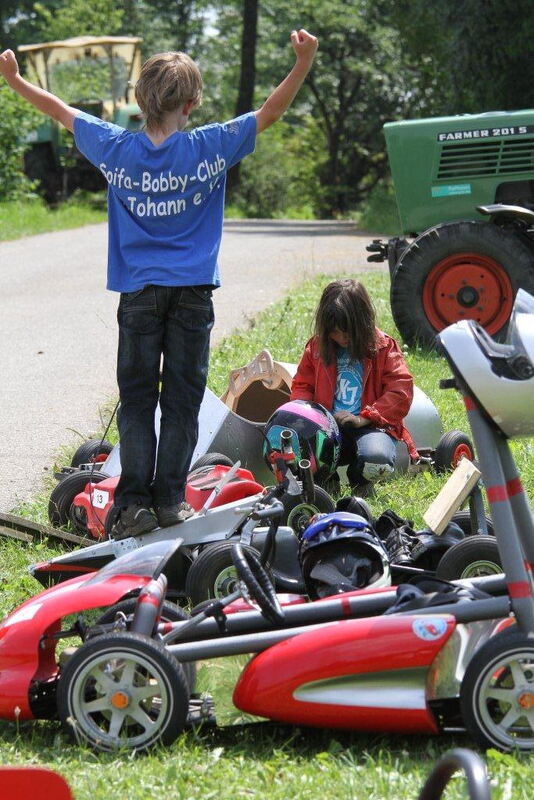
top-left (0, 525), bottom-right (33, 544)
top-left (0, 513), bottom-right (86, 546)
top-left (423, 458), bottom-right (482, 535)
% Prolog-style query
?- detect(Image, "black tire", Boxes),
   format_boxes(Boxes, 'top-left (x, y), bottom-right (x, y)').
top-left (390, 221), bottom-right (534, 348)
top-left (280, 486), bottom-right (335, 535)
top-left (450, 509), bottom-right (494, 537)
top-left (460, 630), bottom-right (534, 751)
top-left (48, 470), bottom-right (110, 528)
top-left (185, 541), bottom-right (273, 606)
top-left (104, 503), bottom-right (121, 538)
top-left (95, 599), bottom-right (196, 692)
top-left (435, 536), bottom-right (502, 581)
top-left (434, 430), bottom-right (475, 472)
top-left (189, 452), bottom-right (234, 471)
top-left (70, 439), bottom-right (114, 468)
top-left (57, 631), bottom-right (189, 752)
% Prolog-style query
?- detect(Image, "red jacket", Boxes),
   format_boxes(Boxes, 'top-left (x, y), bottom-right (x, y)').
top-left (290, 329), bottom-right (418, 460)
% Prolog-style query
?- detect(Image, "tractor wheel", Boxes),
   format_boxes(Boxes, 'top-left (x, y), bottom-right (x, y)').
top-left (460, 630), bottom-right (534, 751)
top-left (390, 221), bottom-right (534, 348)
top-left (433, 430), bottom-right (475, 472)
top-left (48, 470), bottom-right (110, 528)
top-left (70, 438), bottom-right (114, 468)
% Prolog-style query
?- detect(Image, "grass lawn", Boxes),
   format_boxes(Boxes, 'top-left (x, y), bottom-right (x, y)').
top-left (0, 194), bottom-right (107, 241)
top-left (3, 272), bottom-right (534, 798)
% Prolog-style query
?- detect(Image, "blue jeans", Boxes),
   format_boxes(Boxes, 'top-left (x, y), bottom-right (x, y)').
top-left (338, 425), bottom-right (397, 488)
top-left (114, 284), bottom-right (214, 508)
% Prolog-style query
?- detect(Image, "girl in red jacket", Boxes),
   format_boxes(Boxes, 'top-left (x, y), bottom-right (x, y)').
top-left (290, 279), bottom-right (417, 491)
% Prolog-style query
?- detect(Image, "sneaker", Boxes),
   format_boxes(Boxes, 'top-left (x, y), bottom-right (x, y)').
top-left (155, 502), bottom-right (194, 527)
top-left (112, 504), bottom-right (158, 539)
top-left (384, 525), bottom-right (413, 565)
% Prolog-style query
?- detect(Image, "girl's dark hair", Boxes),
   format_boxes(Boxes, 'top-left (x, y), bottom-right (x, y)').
top-left (314, 279), bottom-right (377, 363)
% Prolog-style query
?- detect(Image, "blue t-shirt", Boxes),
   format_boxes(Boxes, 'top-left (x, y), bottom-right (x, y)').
top-left (74, 111), bottom-right (257, 292)
top-left (333, 348), bottom-right (363, 413)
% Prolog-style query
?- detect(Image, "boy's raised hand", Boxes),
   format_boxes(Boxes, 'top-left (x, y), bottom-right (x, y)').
top-left (0, 49), bottom-right (19, 82)
top-left (290, 29), bottom-right (318, 63)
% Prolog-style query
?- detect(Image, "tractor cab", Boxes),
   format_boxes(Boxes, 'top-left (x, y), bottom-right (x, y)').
top-left (18, 36), bottom-right (144, 199)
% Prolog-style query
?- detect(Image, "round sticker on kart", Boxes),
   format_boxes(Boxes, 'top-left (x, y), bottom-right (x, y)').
top-left (412, 618), bottom-right (448, 641)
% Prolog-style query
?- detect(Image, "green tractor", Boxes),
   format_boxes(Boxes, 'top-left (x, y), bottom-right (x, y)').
top-left (367, 110), bottom-right (534, 347)
top-left (19, 35), bottom-right (143, 200)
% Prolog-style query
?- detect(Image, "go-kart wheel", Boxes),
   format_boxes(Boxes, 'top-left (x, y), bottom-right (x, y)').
top-left (190, 452), bottom-right (233, 471)
top-left (57, 631), bottom-right (189, 752)
top-left (450, 510), bottom-right (494, 537)
top-left (70, 438), bottom-right (113, 468)
top-left (232, 543), bottom-right (284, 625)
top-left (281, 486), bottom-right (335, 535)
top-left (435, 536), bottom-right (501, 581)
top-left (434, 430), bottom-right (474, 472)
top-left (95, 599), bottom-right (196, 692)
top-left (184, 541), bottom-right (274, 606)
top-left (460, 630), bottom-right (534, 751)
top-left (48, 470), bottom-right (110, 528)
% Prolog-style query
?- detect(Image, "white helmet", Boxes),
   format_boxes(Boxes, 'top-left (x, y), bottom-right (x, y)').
top-left (438, 290), bottom-right (534, 438)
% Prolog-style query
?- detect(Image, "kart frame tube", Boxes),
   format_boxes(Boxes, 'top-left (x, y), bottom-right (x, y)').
top-left (167, 596), bottom-right (511, 662)
top-left (161, 573), bottom-right (507, 647)
top-left (461, 394), bottom-right (534, 631)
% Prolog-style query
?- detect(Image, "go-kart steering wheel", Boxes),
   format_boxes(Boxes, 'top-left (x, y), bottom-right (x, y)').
top-left (231, 543), bottom-right (285, 625)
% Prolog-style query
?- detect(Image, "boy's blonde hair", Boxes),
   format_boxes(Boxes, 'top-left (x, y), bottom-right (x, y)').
top-left (135, 52), bottom-right (203, 130)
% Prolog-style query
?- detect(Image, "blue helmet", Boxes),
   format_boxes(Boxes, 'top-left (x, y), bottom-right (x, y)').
top-left (299, 511), bottom-right (391, 599)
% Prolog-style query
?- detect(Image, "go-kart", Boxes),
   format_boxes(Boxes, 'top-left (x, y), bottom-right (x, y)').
top-left (47, 349), bottom-right (474, 538)
top-left (11, 292), bottom-right (534, 754)
top-left (32, 448), bottom-right (497, 607)
top-left (0, 498), bottom-right (518, 753)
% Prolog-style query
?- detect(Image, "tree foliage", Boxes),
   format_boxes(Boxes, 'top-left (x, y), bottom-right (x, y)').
top-left (3, 0), bottom-right (534, 214)
top-left (0, 83), bottom-right (40, 200)
top-left (389, 0), bottom-right (534, 114)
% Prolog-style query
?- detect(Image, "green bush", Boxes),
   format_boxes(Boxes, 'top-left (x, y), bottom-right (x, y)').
top-left (357, 177), bottom-right (401, 234)
top-left (0, 82), bottom-right (40, 201)
top-left (229, 119), bottom-right (322, 219)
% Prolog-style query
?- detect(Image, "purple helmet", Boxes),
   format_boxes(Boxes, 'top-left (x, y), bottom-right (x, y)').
top-left (263, 400), bottom-right (340, 482)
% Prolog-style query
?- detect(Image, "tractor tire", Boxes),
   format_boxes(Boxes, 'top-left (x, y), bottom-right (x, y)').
top-left (390, 221), bottom-right (534, 348)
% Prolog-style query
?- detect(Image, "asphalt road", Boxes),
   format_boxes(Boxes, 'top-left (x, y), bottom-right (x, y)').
top-left (0, 219), bottom-right (383, 512)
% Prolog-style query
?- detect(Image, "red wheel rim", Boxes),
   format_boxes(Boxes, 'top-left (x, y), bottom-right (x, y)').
top-left (92, 453), bottom-right (108, 463)
top-left (422, 252), bottom-right (513, 333)
top-left (452, 443), bottom-right (473, 467)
